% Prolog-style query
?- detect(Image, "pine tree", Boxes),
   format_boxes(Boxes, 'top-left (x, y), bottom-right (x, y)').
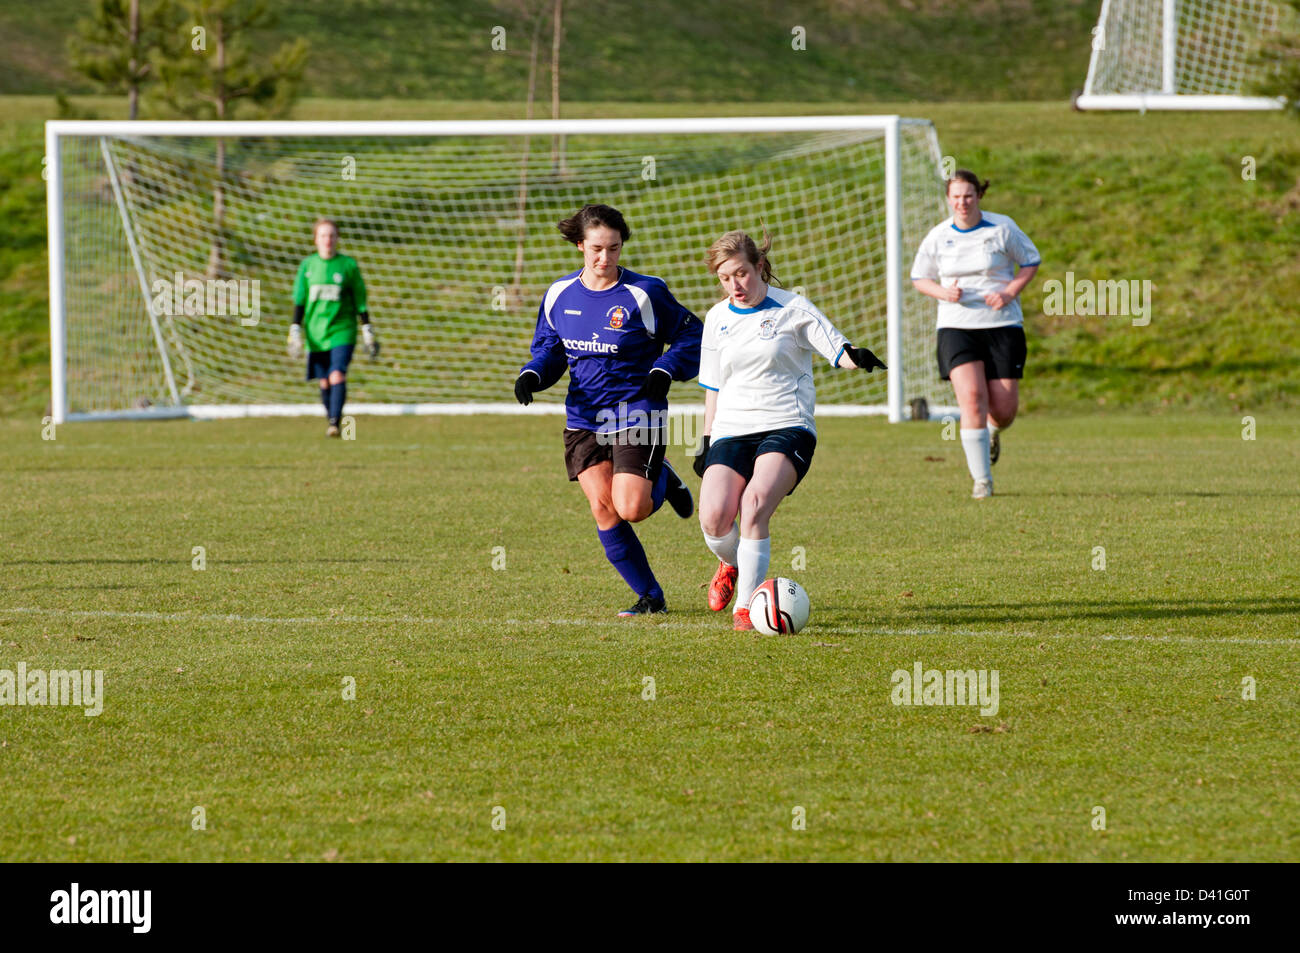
top-left (158, 0), bottom-right (309, 276)
top-left (69, 0), bottom-right (176, 119)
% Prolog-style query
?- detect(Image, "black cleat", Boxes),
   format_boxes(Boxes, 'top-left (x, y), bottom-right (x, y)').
top-left (662, 460), bottom-right (693, 519)
top-left (618, 593), bottom-right (668, 617)
top-left (989, 428), bottom-right (1000, 465)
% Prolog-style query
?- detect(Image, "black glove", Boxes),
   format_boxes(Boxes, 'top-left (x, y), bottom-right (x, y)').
top-left (632, 367), bottom-right (672, 402)
top-left (514, 370), bottom-right (540, 405)
top-left (845, 345), bottom-right (887, 372)
top-left (692, 435), bottom-right (711, 479)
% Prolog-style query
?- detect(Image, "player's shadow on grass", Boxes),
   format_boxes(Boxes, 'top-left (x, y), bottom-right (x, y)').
top-left (990, 490), bottom-right (1300, 498)
top-left (904, 597), bottom-right (1300, 624)
top-left (1042, 359), bottom-right (1297, 377)
top-left (5, 583), bottom-right (141, 591)
top-left (27, 463), bottom-right (374, 473)
top-left (0, 557), bottom-right (412, 565)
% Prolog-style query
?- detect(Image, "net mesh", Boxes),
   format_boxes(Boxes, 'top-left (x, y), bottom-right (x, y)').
top-left (57, 122), bottom-right (948, 416)
top-left (1087, 0), bottom-right (1287, 98)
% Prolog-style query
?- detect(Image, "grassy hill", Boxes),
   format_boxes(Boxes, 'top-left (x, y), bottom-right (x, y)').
top-left (0, 0), bottom-right (1100, 103)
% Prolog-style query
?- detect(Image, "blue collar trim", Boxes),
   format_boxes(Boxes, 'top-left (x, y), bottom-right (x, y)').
top-left (951, 218), bottom-right (992, 233)
top-left (727, 295), bottom-right (779, 315)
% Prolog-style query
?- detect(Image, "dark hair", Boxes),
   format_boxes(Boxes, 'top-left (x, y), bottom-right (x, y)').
top-left (557, 204), bottom-right (630, 244)
top-left (946, 169), bottom-right (989, 198)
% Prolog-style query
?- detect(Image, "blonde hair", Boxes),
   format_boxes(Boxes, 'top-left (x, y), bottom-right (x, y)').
top-left (706, 229), bottom-right (778, 284)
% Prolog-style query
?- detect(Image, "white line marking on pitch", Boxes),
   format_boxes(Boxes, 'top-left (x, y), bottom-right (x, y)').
top-left (1, 607), bottom-right (1297, 645)
top-left (814, 625), bottom-right (1300, 646)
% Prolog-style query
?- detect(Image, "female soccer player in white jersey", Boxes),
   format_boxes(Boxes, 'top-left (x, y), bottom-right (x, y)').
top-left (693, 230), bottom-right (886, 631)
top-left (514, 204), bottom-right (702, 617)
top-left (911, 170), bottom-right (1040, 499)
top-left (286, 219), bottom-right (379, 437)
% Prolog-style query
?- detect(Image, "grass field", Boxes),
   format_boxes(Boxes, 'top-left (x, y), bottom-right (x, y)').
top-left (2, 412), bottom-right (1297, 861)
top-left (3, 0), bottom-right (1297, 871)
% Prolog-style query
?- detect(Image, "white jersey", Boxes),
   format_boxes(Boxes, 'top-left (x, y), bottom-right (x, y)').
top-left (911, 211), bottom-right (1041, 330)
top-left (699, 286), bottom-right (849, 440)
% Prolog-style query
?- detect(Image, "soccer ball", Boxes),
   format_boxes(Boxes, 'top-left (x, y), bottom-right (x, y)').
top-left (748, 578), bottom-right (811, 634)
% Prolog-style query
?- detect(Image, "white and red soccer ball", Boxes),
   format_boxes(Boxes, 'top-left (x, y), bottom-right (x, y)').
top-left (748, 577), bottom-right (811, 634)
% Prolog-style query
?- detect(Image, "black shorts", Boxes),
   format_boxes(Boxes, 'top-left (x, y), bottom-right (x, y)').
top-left (706, 427), bottom-right (817, 493)
top-left (937, 326), bottom-right (1026, 381)
top-left (563, 426), bottom-right (666, 482)
top-left (306, 343), bottom-right (355, 381)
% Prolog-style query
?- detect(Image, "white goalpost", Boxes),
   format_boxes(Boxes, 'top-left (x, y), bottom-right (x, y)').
top-left (1077, 0), bottom-right (1291, 110)
top-left (46, 116), bottom-right (954, 424)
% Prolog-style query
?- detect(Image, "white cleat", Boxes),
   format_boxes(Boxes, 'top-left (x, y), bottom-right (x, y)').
top-left (972, 478), bottom-right (993, 500)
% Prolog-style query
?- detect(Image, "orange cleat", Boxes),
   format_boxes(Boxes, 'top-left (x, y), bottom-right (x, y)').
top-left (733, 608), bottom-right (754, 632)
top-left (708, 561), bottom-right (738, 612)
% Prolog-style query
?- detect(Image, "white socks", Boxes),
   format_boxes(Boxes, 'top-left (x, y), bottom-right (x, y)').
top-left (703, 523), bottom-right (740, 567)
top-left (735, 536), bottom-right (771, 615)
top-left (960, 428), bottom-right (992, 483)
top-left (988, 419), bottom-right (1011, 437)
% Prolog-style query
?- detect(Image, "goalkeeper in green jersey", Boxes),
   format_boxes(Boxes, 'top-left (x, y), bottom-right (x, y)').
top-left (287, 219), bottom-right (379, 437)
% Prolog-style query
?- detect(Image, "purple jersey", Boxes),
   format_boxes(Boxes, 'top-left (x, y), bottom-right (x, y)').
top-left (520, 268), bottom-right (702, 433)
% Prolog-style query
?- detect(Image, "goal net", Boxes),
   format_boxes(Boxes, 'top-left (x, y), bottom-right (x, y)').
top-left (46, 117), bottom-right (951, 423)
top-left (1078, 0), bottom-right (1290, 109)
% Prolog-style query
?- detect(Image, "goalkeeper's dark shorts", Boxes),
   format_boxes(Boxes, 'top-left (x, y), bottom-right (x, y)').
top-left (306, 343), bottom-right (355, 381)
top-left (706, 426), bottom-right (817, 494)
top-left (937, 325), bottom-right (1026, 381)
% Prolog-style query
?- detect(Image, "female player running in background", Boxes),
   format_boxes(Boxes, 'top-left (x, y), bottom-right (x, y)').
top-left (514, 204), bottom-right (701, 617)
top-left (911, 170), bottom-right (1040, 498)
top-left (693, 230), bottom-right (885, 631)
top-left (286, 219), bottom-right (379, 437)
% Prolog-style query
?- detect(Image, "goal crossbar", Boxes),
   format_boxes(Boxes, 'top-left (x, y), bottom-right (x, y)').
top-left (45, 116), bottom-right (909, 139)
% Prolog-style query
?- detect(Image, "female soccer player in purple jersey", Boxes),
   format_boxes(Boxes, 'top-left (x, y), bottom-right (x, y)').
top-left (514, 204), bottom-right (703, 617)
